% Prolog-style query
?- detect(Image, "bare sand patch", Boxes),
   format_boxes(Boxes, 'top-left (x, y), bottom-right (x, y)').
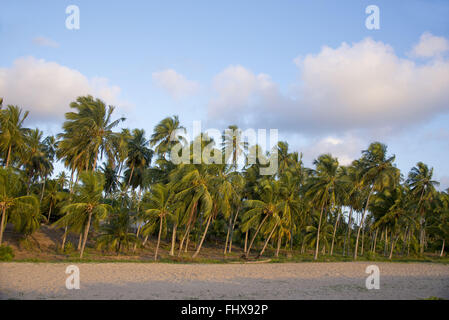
top-left (1, 262), bottom-right (448, 300)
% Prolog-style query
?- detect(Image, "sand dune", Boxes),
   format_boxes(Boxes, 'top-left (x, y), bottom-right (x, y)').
top-left (1, 262), bottom-right (448, 300)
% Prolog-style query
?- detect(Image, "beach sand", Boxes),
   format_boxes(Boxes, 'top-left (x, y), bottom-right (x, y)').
top-left (1, 262), bottom-right (448, 300)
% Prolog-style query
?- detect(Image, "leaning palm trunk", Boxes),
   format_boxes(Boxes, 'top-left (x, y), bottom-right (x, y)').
top-left (314, 203), bottom-right (326, 260)
top-left (224, 216), bottom-right (232, 254)
top-left (228, 208), bottom-right (240, 253)
top-left (372, 228), bottom-right (378, 254)
top-left (133, 222), bottom-right (142, 252)
top-left (77, 232), bottom-right (83, 250)
top-left (246, 215), bottom-right (269, 258)
top-left (192, 215), bottom-right (213, 258)
top-left (79, 211), bottom-right (93, 258)
top-left (389, 234), bottom-right (398, 259)
top-left (0, 206), bottom-right (6, 245)
top-left (61, 225), bottom-right (68, 250)
top-left (178, 202), bottom-right (197, 256)
top-left (169, 222), bottom-right (177, 256)
top-left (354, 185), bottom-right (374, 260)
top-left (343, 208), bottom-right (352, 256)
top-left (154, 217), bottom-right (163, 261)
top-left (258, 220), bottom-right (280, 258)
top-left (244, 231), bottom-right (248, 253)
top-left (440, 239), bottom-right (445, 257)
top-left (330, 210), bottom-right (341, 256)
top-left (275, 234), bottom-right (282, 257)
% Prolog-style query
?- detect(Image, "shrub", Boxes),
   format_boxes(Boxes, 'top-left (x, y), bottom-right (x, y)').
top-left (0, 245), bottom-right (15, 261)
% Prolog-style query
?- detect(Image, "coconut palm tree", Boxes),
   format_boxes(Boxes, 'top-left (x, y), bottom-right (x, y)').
top-left (353, 142), bottom-right (399, 259)
top-left (124, 129), bottom-right (153, 192)
top-left (59, 95), bottom-right (125, 171)
top-left (0, 168), bottom-right (40, 244)
top-left (142, 183), bottom-right (174, 260)
top-left (222, 125), bottom-right (248, 170)
top-left (406, 162), bottom-right (439, 254)
top-left (305, 154), bottom-right (346, 260)
top-left (55, 171), bottom-right (111, 258)
top-left (150, 115), bottom-right (186, 160)
top-left (241, 179), bottom-right (281, 258)
top-left (96, 209), bottom-right (138, 254)
top-left (0, 105), bottom-right (30, 167)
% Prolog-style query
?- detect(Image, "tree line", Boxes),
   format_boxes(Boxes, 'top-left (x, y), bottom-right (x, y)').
top-left (0, 96), bottom-right (448, 260)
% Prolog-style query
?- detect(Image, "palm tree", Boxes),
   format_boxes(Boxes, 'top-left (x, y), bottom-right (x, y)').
top-left (406, 162), bottom-right (439, 254)
top-left (0, 105), bottom-right (30, 167)
top-left (59, 95), bottom-right (125, 171)
top-left (143, 184), bottom-right (174, 260)
top-left (0, 168), bottom-right (40, 244)
top-left (222, 125), bottom-right (248, 170)
top-left (353, 142), bottom-right (399, 259)
top-left (305, 154), bottom-right (346, 260)
top-left (55, 171), bottom-right (111, 258)
top-left (241, 179), bottom-right (281, 258)
top-left (96, 209), bottom-right (138, 254)
top-left (124, 129), bottom-right (153, 191)
top-left (150, 115), bottom-right (185, 160)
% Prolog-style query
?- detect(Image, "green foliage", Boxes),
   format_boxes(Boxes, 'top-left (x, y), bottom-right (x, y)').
top-left (0, 245), bottom-right (14, 261)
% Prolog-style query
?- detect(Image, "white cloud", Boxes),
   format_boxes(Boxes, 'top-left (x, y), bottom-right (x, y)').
top-left (411, 32), bottom-right (449, 58)
top-left (32, 36), bottom-right (59, 48)
top-left (152, 69), bottom-right (200, 99)
top-left (0, 57), bottom-right (128, 123)
top-left (206, 34), bottom-right (449, 135)
top-left (299, 134), bottom-right (365, 166)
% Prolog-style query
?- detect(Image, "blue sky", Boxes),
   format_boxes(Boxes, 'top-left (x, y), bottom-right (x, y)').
top-left (1, 0), bottom-right (449, 188)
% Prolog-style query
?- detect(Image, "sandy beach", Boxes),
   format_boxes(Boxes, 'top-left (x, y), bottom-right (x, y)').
top-left (1, 262), bottom-right (448, 300)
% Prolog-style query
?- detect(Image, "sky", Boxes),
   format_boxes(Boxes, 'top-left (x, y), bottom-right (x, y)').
top-left (1, 0), bottom-right (449, 189)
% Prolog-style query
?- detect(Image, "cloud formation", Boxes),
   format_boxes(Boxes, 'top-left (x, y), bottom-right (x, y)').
top-left (152, 69), bottom-right (200, 99)
top-left (207, 34), bottom-right (449, 135)
top-left (411, 32), bottom-right (449, 58)
top-left (32, 36), bottom-right (59, 48)
top-left (0, 57), bottom-right (127, 123)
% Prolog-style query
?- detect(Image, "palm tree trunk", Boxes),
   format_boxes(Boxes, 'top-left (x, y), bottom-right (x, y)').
top-left (142, 234), bottom-right (149, 247)
top-left (0, 206), bottom-right (6, 245)
top-left (246, 214), bottom-right (269, 258)
top-left (228, 207), bottom-right (240, 253)
top-left (154, 217), bottom-right (163, 261)
top-left (80, 211), bottom-right (93, 258)
top-left (330, 210), bottom-right (341, 256)
top-left (40, 178), bottom-right (46, 202)
top-left (170, 222), bottom-right (177, 256)
top-left (372, 228), bottom-right (378, 254)
top-left (361, 227), bottom-right (365, 255)
top-left (126, 164), bottom-right (135, 192)
top-left (354, 185), bottom-right (374, 260)
top-left (178, 202), bottom-right (197, 256)
top-left (5, 144), bottom-right (12, 168)
top-left (258, 220), bottom-right (280, 258)
top-left (133, 222), bottom-right (142, 252)
top-left (244, 231), bottom-right (248, 253)
top-left (47, 203), bottom-right (53, 222)
top-left (224, 216), bottom-right (232, 254)
top-left (77, 232), bottom-right (83, 251)
top-left (275, 234), bottom-right (282, 257)
top-left (314, 203), bottom-right (326, 260)
top-left (343, 207), bottom-right (352, 256)
top-left (389, 234), bottom-right (397, 259)
top-left (440, 239), bottom-right (445, 257)
top-left (193, 215), bottom-right (213, 258)
top-left (61, 225), bottom-right (68, 250)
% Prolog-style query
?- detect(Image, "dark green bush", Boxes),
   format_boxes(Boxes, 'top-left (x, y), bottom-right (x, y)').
top-left (0, 245), bottom-right (14, 261)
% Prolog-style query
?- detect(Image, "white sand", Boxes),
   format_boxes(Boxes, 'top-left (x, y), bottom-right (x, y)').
top-left (1, 262), bottom-right (448, 300)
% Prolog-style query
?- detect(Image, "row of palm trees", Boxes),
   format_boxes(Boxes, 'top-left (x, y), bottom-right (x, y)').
top-left (1, 96), bottom-right (448, 260)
